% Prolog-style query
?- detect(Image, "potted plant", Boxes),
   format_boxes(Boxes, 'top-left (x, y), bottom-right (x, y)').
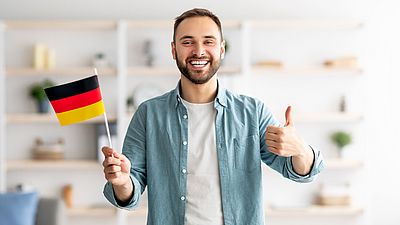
top-left (126, 96), bottom-right (135, 113)
top-left (222, 39), bottom-right (229, 64)
top-left (331, 131), bottom-right (352, 158)
top-left (29, 79), bottom-right (55, 113)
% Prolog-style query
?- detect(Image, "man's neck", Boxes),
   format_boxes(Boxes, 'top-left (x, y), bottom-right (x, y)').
top-left (180, 76), bottom-right (218, 104)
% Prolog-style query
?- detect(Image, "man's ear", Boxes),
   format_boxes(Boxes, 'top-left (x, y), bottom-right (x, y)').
top-left (220, 40), bottom-right (226, 60)
top-left (171, 41), bottom-right (176, 60)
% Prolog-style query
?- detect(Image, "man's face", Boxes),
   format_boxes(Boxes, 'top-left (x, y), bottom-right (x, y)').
top-left (172, 16), bottom-right (225, 84)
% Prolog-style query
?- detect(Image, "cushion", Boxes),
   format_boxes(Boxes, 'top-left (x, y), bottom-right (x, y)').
top-left (0, 192), bottom-right (39, 225)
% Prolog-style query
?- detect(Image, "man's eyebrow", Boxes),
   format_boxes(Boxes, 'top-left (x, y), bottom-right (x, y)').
top-left (204, 35), bottom-right (217, 40)
top-left (179, 36), bottom-right (194, 41)
top-left (178, 35), bottom-right (217, 41)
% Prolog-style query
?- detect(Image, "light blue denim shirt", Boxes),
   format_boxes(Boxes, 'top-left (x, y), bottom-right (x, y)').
top-left (104, 81), bottom-right (324, 225)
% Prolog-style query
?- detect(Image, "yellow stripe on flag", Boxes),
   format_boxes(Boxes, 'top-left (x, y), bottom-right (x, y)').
top-left (56, 100), bottom-right (105, 126)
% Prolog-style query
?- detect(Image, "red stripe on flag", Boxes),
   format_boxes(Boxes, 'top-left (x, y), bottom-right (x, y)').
top-left (50, 87), bottom-right (103, 113)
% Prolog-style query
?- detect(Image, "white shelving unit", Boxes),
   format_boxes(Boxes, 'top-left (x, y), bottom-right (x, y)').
top-left (6, 112), bottom-right (117, 124)
top-left (67, 206), bottom-right (117, 217)
top-left (0, 19), bottom-right (365, 224)
top-left (325, 158), bottom-right (363, 170)
top-left (6, 67), bottom-right (117, 77)
top-left (251, 65), bottom-right (362, 76)
top-left (6, 160), bottom-right (101, 170)
top-left (0, 21), bottom-right (6, 193)
top-left (265, 205), bottom-right (364, 216)
top-left (125, 205), bottom-right (364, 219)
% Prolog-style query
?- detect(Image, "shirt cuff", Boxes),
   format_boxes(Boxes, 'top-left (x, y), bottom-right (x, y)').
top-left (103, 175), bottom-right (142, 210)
top-left (286, 145), bottom-right (324, 182)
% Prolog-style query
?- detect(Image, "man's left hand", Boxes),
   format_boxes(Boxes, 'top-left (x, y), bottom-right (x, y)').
top-left (265, 106), bottom-right (309, 157)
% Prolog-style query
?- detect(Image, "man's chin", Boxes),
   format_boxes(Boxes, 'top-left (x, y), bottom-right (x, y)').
top-left (188, 73), bottom-right (215, 84)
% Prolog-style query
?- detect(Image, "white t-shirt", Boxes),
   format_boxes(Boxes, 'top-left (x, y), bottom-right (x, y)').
top-left (182, 99), bottom-right (223, 225)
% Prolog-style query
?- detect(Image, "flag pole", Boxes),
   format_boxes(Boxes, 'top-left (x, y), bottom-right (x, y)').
top-left (94, 68), bottom-right (113, 149)
top-left (103, 112), bottom-right (113, 149)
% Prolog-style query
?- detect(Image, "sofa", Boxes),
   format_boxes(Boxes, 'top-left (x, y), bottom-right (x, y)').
top-left (36, 197), bottom-right (65, 225)
top-left (0, 192), bottom-right (65, 225)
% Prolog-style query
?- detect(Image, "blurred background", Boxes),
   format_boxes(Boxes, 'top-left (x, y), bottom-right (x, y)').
top-left (0, 0), bottom-right (399, 224)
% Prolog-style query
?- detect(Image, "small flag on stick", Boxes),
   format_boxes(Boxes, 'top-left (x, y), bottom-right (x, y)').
top-left (44, 75), bottom-right (105, 126)
top-left (44, 69), bottom-right (114, 151)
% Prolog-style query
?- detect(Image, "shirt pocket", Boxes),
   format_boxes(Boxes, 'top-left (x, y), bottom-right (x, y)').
top-left (234, 134), bottom-right (260, 172)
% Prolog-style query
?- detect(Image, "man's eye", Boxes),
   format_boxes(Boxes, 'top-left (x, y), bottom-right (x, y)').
top-left (205, 41), bottom-right (215, 45)
top-left (182, 41), bottom-right (192, 45)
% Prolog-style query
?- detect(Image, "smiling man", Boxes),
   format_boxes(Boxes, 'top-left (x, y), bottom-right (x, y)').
top-left (102, 8), bottom-right (324, 225)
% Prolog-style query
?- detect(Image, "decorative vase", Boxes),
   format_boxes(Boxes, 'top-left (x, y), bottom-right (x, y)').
top-left (37, 100), bottom-right (50, 113)
top-left (338, 146), bottom-right (350, 158)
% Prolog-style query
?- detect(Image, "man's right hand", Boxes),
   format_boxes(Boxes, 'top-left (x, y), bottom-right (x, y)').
top-left (102, 146), bottom-right (132, 187)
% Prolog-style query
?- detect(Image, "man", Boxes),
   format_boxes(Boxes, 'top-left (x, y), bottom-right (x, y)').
top-left (102, 8), bottom-right (324, 225)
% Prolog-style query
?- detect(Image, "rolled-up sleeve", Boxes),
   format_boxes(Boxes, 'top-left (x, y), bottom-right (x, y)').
top-left (103, 175), bottom-right (142, 210)
top-left (285, 146), bottom-right (324, 183)
top-left (103, 104), bottom-right (148, 210)
top-left (258, 101), bottom-right (324, 182)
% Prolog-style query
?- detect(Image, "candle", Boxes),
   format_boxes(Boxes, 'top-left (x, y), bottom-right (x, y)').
top-left (33, 44), bottom-right (46, 69)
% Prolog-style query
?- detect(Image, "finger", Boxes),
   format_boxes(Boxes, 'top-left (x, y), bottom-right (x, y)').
top-left (102, 156), bottom-right (121, 167)
top-left (265, 133), bottom-right (281, 142)
top-left (104, 165), bottom-right (122, 174)
top-left (118, 154), bottom-right (131, 171)
top-left (285, 106), bottom-right (293, 127)
top-left (102, 146), bottom-right (115, 157)
top-left (265, 141), bottom-right (283, 150)
top-left (117, 153), bottom-right (128, 162)
top-left (265, 140), bottom-right (278, 148)
top-left (266, 125), bottom-right (282, 134)
top-left (105, 171), bottom-right (122, 180)
top-left (268, 146), bottom-right (279, 154)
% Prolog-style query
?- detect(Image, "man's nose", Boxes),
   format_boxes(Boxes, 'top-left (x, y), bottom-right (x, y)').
top-left (192, 43), bottom-right (205, 57)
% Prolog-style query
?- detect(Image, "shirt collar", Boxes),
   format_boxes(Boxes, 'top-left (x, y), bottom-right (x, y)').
top-left (173, 80), bottom-right (227, 108)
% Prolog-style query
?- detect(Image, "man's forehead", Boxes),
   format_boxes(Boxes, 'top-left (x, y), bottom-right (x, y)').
top-left (175, 17), bottom-right (221, 40)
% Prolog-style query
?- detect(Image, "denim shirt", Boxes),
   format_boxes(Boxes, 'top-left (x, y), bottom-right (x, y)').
top-left (103, 82), bottom-right (324, 225)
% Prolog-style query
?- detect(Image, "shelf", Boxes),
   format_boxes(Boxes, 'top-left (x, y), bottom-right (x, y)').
top-left (250, 20), bottom-right (363, 29)
top-left (325, 159), bottom-right (363, 169)
top-left (5, 20), bottom-right (117, 30)
top-left (265, 205), bottom-right (363, 216)
top-left (6, 113), bottom-right (117, 124)
top-left (295, 112), bottom-right (363, 123)
top-left (4, 20), bottom-right (362, 30)
top-left (127, 206), bottom-right (148, 217)
top-left (252, 65), bottom-right (362, 76)
top-left (127, 66), bottom-right (240, 76)
top-left (16, 111), bottom-right (359, 124)
top-left (6, 160), bottom-right (101, 170)
top-left (127, 19), bottom-right (241, 29)
top-left (6, 67), bottom-right (116, 77)
top-left (6, 158), bottom-right (363, 171)
top-left (127, 205), bottom-right (363, 217)
top-left (67, 206), bottom-right (116, 217)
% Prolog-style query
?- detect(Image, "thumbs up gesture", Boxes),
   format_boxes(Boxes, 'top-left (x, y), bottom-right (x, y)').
top-left (265, 106), bottom-right (308, 157)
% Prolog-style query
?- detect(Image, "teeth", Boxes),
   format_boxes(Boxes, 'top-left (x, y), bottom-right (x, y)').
top-left (190, 60), bottom-right (208, 65)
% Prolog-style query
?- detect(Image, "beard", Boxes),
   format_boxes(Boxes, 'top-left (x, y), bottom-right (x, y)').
top-left (175, 53), bottom-right (221, 85)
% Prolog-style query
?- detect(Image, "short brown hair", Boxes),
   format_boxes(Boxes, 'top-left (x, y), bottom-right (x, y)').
top-left (173, 8), bottom-right (223, 42)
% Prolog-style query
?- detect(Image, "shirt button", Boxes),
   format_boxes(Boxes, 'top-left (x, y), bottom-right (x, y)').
top-left (180, 196), bottom-right (186, 201)
top-left (183, 114), bottom-right (188, 119)
top-left (182, 168), bottom-right (187, 174)
top-left (183, 141), bottom-right (187, 145)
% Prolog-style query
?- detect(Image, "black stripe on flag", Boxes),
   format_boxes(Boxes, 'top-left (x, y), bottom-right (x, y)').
top-left (45, 75), bottom-right (99, 101)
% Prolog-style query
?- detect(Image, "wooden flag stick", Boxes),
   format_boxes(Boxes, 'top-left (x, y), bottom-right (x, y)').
top-left (103, 112), bottom-right (113, 149)
top-left (94, 68), bottom-right (114, 150)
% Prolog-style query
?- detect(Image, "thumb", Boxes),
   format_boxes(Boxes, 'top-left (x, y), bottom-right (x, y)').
top-left (119, 154), bottom-right (131, 172)
top-left (284, 106), bottom-right (293, 127)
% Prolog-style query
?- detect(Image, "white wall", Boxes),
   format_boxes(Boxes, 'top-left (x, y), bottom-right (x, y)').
top-left (1, 0), bottom-right (400, 224)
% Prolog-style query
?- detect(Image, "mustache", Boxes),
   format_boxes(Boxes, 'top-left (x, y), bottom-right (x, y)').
top-left (187, 56), bottom-right (210, 61)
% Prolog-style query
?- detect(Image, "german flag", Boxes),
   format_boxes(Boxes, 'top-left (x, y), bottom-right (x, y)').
top-left (44, 75), bottom-right (105, 126)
